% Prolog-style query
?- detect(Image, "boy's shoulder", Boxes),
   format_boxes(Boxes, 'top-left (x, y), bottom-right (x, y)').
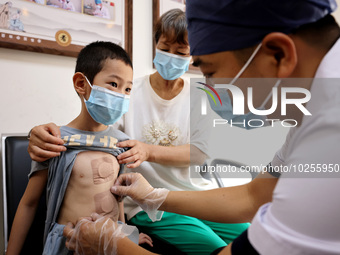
top-left (106, 126), bottom-right (130, 141)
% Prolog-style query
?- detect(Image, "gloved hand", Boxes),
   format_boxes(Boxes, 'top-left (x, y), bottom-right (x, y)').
top-left (63, 213), bottom-right (127, 255)
top-left (111, 173), bottom-right (169, 222)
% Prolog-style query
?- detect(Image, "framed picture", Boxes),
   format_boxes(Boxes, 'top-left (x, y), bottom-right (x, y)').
top-left (152, 0), bottom-right (200, 74)
top-left (0, 0), bottom-right (132, 58)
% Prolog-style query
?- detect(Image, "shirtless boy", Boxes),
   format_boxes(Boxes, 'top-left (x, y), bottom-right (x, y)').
top-left (6, 41), bottom-right (137, 255)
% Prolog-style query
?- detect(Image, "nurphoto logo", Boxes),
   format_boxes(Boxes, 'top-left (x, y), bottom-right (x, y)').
top-left (198, 82), bottom-right (312, 128)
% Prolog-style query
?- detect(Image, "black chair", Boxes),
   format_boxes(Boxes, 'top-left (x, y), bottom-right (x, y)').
top-left (1, 134), bottom-right (46, 254)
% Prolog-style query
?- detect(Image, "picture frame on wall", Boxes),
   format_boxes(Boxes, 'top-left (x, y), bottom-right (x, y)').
top-left (0, 0), bottom-right (132, 58)
top-left (152, 0), bottom-right (200, 74)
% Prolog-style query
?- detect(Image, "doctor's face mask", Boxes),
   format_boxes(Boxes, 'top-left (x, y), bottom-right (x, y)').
top-left (208, 43), bottom-right (281, 130)
top-left (83, 76), bottom-right (130, 125)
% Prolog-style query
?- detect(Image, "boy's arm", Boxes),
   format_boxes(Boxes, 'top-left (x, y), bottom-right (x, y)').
top-left (6, 170), bottom-right (48, 255)
top-left (118, 202), bottom-right (125, 223)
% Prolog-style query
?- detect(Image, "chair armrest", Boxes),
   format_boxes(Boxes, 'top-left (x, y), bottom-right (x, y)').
top-left (210, 159), bottom-right (259, 187)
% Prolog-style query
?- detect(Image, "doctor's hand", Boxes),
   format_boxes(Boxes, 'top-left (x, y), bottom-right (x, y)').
top-left (63, 213), bottom-right (125, 255)
top-left (111, 173), bottom-right (169, 222)
top-left (28, 123), bottom-right (66, 162)
top-left (116, 140), bottom-right (151, 168)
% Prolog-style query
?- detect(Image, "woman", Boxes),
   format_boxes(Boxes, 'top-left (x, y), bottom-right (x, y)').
top-left (27, 9), bottom-right (249, 254)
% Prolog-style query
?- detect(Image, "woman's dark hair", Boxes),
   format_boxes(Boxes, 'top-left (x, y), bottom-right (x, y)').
top-left (154, 8), bottom-right (188, 45)
top-left (75, 41), bottom-right (132, 84)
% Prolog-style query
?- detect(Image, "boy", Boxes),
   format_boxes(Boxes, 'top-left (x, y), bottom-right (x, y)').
top-left (6, 41), bottom-right (138, 255)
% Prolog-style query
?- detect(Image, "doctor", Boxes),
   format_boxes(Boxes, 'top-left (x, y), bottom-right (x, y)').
top-left (68, 0), bottom-right (340, 254)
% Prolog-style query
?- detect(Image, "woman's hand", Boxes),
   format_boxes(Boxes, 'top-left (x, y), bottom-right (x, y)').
top-left (28, 123), bottom-right (66, 162)
top-left (111, 173), bottom-right (169, 222)
top-left (116, 140), bottom-right (151, 168)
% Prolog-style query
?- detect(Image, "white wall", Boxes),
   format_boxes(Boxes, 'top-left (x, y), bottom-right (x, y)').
top-left (0, 49), bottom-right (79, 134)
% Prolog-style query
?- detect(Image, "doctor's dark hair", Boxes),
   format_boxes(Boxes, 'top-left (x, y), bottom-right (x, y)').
top-left (75, 41), bottom-right (132, 84)
top-left (233, 15), bottom-right (340, 65)
top-left (154, 8), bottom-right (188, 45)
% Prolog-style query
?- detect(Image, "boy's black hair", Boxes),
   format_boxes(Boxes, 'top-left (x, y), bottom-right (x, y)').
top-left (75, 41), bottom-right (133, 84)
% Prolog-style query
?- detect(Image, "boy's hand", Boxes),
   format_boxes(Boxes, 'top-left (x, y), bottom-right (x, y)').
top-left (28, 123), bottom-right (66, 162)
top-left (139, 233), bottom-right (153, 247)
top-left (116, 140), bottom-right (151, 168)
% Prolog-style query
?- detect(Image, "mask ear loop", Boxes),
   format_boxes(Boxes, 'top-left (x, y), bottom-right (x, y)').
top-left (82, 75), bottom-right (93, 103)
top-left (84, 76), bottom-right (93, 89)
top-left (259, 79), bottom-right (281, 110)
top-left (230, 43), bottom-right (263, 85)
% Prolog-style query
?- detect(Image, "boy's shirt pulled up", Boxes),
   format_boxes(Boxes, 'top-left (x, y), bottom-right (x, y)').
top-left (29, 126), bottom-right (130, 242)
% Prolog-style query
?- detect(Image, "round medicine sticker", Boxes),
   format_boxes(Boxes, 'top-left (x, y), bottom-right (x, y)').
top-left (55, 30), bottom-right (72, 47)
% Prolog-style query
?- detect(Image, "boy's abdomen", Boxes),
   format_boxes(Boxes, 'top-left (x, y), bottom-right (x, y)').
top-left (57, 151), bottom-right (120, 225)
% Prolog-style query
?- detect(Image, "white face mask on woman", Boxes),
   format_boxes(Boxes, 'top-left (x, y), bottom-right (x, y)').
top-left (153, 49), bottom-right (191, 80)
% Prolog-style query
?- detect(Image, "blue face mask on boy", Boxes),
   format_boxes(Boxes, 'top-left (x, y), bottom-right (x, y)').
top-left (153, 49), bottom-right (191, 80)
top-left (208, 44), bottom-right (281, 129)
top-left (83, 76), bottom-right (130, 125)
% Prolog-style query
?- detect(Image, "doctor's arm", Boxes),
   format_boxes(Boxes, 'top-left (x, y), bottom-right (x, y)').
top-left (161, 173), bottom-right (277, 223)
top-left (112, 172), bottom-right (278, 223)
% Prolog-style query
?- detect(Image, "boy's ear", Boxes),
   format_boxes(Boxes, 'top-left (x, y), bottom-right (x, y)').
top-left (73, 72), bottom-right (87, 96)
top-left (261, 32), bottom-right (298, 78)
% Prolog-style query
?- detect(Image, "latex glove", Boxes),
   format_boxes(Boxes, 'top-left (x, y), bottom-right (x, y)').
top-left (63, 213), bottom-right (127, 255)
top-left (28, 122), bottom-right (66, 162)
top-left (111, 173), bottom-right (169, 222)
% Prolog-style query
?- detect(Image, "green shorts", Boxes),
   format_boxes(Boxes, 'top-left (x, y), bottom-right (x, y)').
top-left (130, 211), bottom-right (250, 255)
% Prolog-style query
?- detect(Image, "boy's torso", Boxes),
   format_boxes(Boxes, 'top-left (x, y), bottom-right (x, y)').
top-left (43, 125), bottom-right (129, 227)
top-left (57, 150), bottom-right (120, 225)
